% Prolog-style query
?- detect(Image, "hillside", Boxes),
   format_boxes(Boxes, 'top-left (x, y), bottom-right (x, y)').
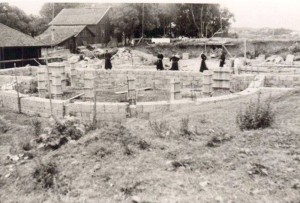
top-left (0, 88), bottom-right (299, 202)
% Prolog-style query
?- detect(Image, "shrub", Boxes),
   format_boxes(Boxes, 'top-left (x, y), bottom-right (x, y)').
top-left (31, 118), bottom-right (42, 136)
top-left (206, 127), bottom-right (232, 147)
top-left (236, 95), bottom-right (275, 131)
top-left (0, 116), bottom-right (10, 134)
top-left (37, 116), bottom-right (85, 150)
top-left (28, 79), bottom-right (38, 94)
top-left (149, 120), bottom-right (170, 137)
top-left (33, 161), bottom-right (58, 189)
top-left (179, 117), bottom-right (193, 137)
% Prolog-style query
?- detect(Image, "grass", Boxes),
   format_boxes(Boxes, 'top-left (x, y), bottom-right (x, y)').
top-left (0, 88), bottom-right (299, 203)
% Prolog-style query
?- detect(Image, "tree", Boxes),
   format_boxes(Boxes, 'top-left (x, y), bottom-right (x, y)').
top-left (0, 3), bottom-right (33, 35)
top-left (174, 4), bottom-right (234, 38)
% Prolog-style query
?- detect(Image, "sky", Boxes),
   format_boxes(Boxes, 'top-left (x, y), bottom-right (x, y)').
top-left (5, 0), bottom-right (300, 31)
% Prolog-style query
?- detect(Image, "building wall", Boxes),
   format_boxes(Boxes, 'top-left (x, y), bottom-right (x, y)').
top-left (0, 47), bottom-right (41, 69)
top-left (75, 28), bottom-right (95, 46)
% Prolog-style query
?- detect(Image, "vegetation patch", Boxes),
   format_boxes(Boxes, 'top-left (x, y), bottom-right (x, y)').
top-left (236, 95), bottom-right (275, 131)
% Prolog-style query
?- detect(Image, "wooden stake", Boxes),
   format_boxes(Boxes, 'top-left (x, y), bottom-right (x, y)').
top-left (13, 63), bottom-right (21, 114)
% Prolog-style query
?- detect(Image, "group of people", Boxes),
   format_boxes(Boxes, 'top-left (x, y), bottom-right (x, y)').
top-left (155, 50), bottom-right (226, 72)
top-left (103, 49), bottom-right (227, 72)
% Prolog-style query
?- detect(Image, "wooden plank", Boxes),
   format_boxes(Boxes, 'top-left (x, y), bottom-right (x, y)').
top-left (115, 87), bottom-right (153, 94)
top-left (65, 93), bottom-right (85, 102)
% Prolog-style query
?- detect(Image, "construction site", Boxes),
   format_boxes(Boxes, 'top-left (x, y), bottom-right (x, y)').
top-left (1, 2), bottom-right (300, 203)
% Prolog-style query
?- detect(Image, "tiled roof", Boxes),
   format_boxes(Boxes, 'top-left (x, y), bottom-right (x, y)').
top-left (49, 7), bottom-right (110, 25)
top-left (0, 23), bottom-right (44, 47)
top-left (36, 25), bottom-right (90, 46)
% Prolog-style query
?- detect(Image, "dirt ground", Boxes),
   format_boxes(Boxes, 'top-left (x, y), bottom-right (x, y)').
top-left (0, 88), bottom-right (300, 203)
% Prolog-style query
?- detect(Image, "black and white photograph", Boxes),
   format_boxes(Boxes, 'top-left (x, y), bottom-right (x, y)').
top-left (0, 0), bottom-right (300, 202)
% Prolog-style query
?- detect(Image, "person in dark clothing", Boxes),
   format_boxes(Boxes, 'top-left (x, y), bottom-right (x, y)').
top-left (170, 54), bottom-right (180, 71)
top-left (156, 54), bottom-right (164, 70)
top-left (220, 51), bottom-right (226, 67)
top-left (104, 50), bottom-right (113, 70)
top-left (200, 53), bottom-right (208, 72)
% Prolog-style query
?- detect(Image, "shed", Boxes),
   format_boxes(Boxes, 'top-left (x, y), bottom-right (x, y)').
top-left (0, 23), bottom-right (44, 68)
top-left (36, 25), bottom-right (96, 53)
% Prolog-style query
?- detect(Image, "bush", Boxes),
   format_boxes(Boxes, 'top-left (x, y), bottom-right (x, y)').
top-left (236, 95), bottom-right (275, 131)
top-left (36, 116), bottom-right (85, 150)
top-left (206, 127), bottom-right (232, 147)
top-left (0, 116), bottom-right (10, 134)
top-left (28, 79), bottom-right (38, 94)
top-left (31, 118), bottom-right (42, 136)
top-left (179, 117), bottom-right (193, 137)
top-left (33, 161), bottom-right (58, 189)
top-left (149, 120), bottom-right (170, 137)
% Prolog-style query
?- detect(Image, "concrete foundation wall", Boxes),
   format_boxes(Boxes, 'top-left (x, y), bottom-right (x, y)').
top-left (265, 75), bottom-right (300, 88)
top-left (75, 69), bottom-right (203, 89)
top-left (230, 74), bottom-right (256, 92)
top-left (240, 66), bottom-right (300, 74)
top-left (0, 66), bottom-right (38, 76)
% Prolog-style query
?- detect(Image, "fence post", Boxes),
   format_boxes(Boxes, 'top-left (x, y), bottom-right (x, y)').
top-left (202, 70), bottom-right (213, 97)
top-left (13, 63), bottom-right (21, 114)
top-left (127, 76), bottom-right (137, 117)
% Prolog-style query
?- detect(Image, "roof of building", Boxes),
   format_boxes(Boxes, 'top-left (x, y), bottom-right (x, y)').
top-left (49, 7), bottom-right (110, 26)
top-left (0, 23), bottom-right (44, 47)
top-left (36, 25), bottom-right (95, 46)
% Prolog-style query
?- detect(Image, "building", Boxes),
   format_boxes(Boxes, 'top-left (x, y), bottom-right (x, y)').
top-left (37, 7), bottom-right (111, 53)
top-left (0, 23), bottom-right (44, 69)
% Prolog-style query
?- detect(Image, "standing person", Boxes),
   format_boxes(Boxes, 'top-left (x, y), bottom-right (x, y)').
top-left (220, 50), bottom-right (226, 67)
top-left (200, 53), bottom-right (208, 72)
top-left (170, 54), bottom-right (180, 71)
top-left (156, 53), bottom-right (164, 70)
top-left (104, 50), bottom-right (112, 70)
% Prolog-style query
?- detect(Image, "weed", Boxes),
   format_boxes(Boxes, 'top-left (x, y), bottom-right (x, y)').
top-left (37, 116), bottom-right (85, 150)
top-left (28, 79), bottom-right (38, 94)
top-left (137, 139), bottom-right (151, 150)
top-left (120, 181), bottom-right (142, 196)
top-left (0, 116), bottom-right (10, 134)
top-left (33, 161), bottom-right (58, 189)
top-left (207, 127), bottom-right (232, 147)
top-left (31, 118), bottom-right (42, 136)
top-left (179, 117), bottom-right (193, 138)
top-left (149, 120), bottom-right (170, 137)
top-left (236, 95), bottom-right (275, 131)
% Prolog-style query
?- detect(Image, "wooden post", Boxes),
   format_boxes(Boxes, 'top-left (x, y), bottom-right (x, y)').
top-left (13, 63), bottom-right (21, 114)
top-left (92, 75), bottom-right (97, 127)
top-left (244, 39), bottom-right (247, 59)
top-left (127, 76), bottom-right (137, 117)
top-left (127, 76), bottom-right (136, 105)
